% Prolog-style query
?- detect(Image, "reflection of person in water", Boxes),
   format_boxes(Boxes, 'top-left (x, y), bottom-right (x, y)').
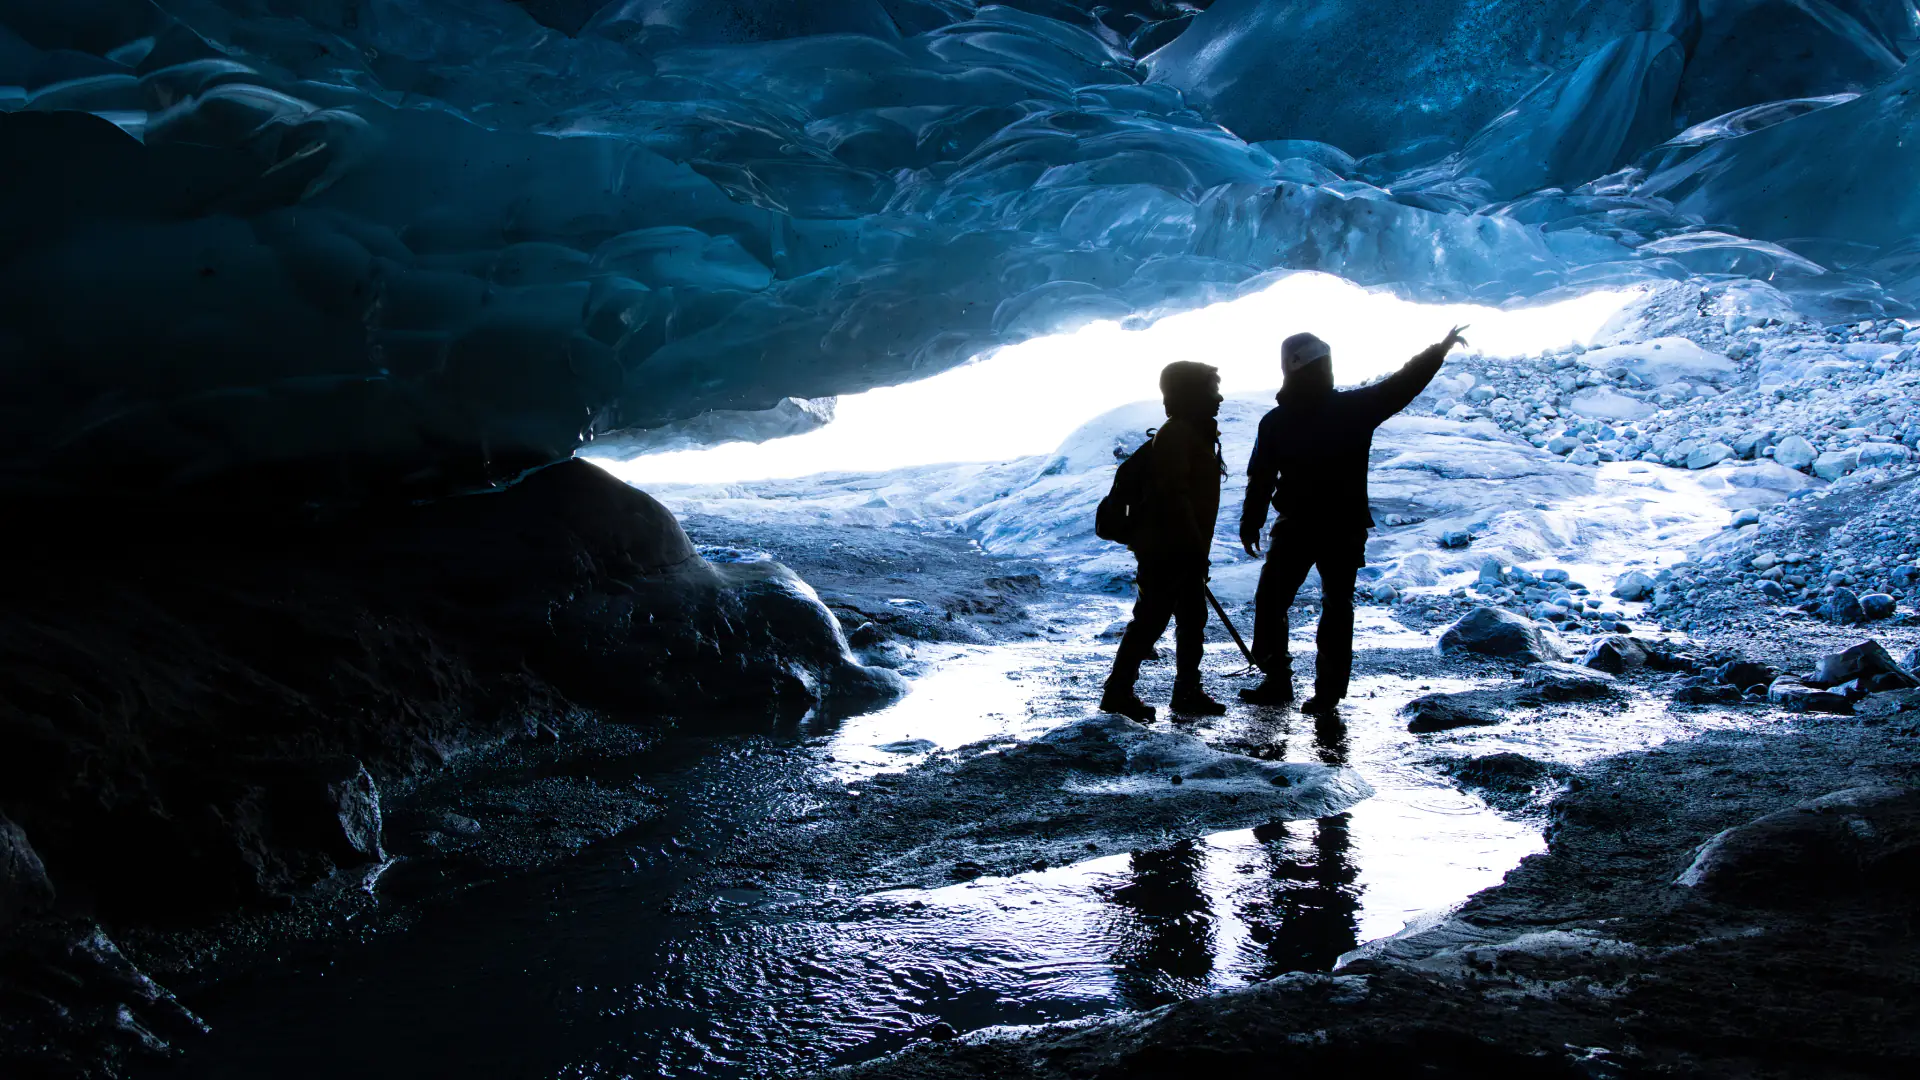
top-left (1244, 715), bottom-right (1359, 975)
top-left (1105, 838), bottom-right (1215, 1008)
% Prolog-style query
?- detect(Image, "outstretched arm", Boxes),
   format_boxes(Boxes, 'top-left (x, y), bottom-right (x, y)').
top-left (1351, 326), bottom-right (1468, 425)
top-left (1240, 424), bottom-right (1277, 558)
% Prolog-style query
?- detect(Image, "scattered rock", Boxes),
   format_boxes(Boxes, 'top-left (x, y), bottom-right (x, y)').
top-left (1766, 676), bottom-right (1854, 714)
top-left (1676, 786), bottom-right (1920, 904)
top-left (1436, 606), bottom-right (1557, 663)
top-left (1672, 676), bottom-right (1743, 705)
top-left (878, 738), bottom-right (939, 754)
top-left (1859, 593), bottom-right (1897, 620)
top-left (1403, 694), bottom-right (1502, 733)
top-left (1438, 530), bottom-right (1473, 549)
top-left (1715, 660), bottom-right (1777, 690)
top-left (1582, 635), bottom-right (1648, 674)
top-left (949, 860), bottom-right (986, 880)
top-left (1814, 641), bottom-right (1917, 689)
top-left (1523, 662), bottom-right (1622, 701)
top-left (1773, 434), bottom-right (1818, 471)
top-left (1686, 442), bottom-right (1734, 469)
top-left (1611, 570), bottom-right (1655, 601)
top-left (1822, 588), bottom-right (1864, 624)
top-left (1857, 688), bottom-right (1920, 718)
top-left (1813, 449), bottom-right (1860, 481)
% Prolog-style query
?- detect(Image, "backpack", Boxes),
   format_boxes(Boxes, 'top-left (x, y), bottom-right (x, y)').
top-left (1094, 430), bottom-right (1156, 545)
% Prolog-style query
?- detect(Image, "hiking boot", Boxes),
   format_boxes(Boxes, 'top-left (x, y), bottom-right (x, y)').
top-left (1238, 675), bottom-right (1294, 707)
top-left (1100, 684), bottom-right (1156, 723)
top-left (1300, 694), bottom-right (1342, 717)
top-left (1170, 681), bottom-right (1227, 718)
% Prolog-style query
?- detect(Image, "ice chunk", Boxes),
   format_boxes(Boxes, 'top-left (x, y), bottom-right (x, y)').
top-left (1579, 338), bottom-right (1737, 385)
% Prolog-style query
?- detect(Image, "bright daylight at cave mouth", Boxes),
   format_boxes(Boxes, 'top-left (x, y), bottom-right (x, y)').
top-left (6, 2), bottom-right (1920, 1080)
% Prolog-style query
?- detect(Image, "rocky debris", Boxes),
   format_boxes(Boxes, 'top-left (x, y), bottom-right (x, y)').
top-left (1403, 694), bottom-right (1502, 733)
top-left (1822, 586), bottom-right (1865, 624)
top-left (0, 922), bottom-right (209, 1078)
top-left (1861, 593), bottom-right (1898, 620)
top-left (1045, 715), bottom-right (1372, 799)
top-left (1435, 606), bottom-right (1557, 663)
top-left (1581, 635), bottom-right (1649, 674)
top-left (0, 817), bottom-right (54, 929)
top-left (1859, 689), bottom-right (1920, 719)
top-left (1439, 753), bottom-right (1570, 814)
top-left (1812, 641), bottom-right (1917, 691)
top-left (1522, 662), bottom-right (1622, 701)
top-left (1671, 676), bottom-right (1743, 705)
top-left (1611, 570), bottom-right (1655, 601)
top-left (1765, 676), bottom-right (1853, 714)
top-left (1715, 660), bottom-right (1777, 691)
top-left (1676, 786), bottom-right (1920, 905)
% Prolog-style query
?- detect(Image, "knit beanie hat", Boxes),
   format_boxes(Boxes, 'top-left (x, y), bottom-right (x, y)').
top-left (1282, 332), bottom-right (1331, 375)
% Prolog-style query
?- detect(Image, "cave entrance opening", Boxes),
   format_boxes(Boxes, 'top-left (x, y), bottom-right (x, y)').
top-left (590, 273), bottom-right (1641, 487)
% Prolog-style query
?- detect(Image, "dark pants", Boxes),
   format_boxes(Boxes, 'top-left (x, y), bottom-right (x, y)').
top-left (1107, 556), bottom-right (1208, 691)
top-left (1252, 525), bottom-right (1367, 699)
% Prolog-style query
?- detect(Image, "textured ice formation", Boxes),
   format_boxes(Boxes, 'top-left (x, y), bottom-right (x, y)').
top-left (2, 0), bottom-right (1918, 495)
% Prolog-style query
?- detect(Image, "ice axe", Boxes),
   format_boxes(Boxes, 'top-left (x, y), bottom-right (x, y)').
top-left (1204, 586), bottom-right (1259, 674)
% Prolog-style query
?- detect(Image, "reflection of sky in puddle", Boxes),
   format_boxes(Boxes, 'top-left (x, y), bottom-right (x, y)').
top-left (822, 644), bottom-right (1061, 780)
top-left (806, 627), bottom-right (1760, 1031)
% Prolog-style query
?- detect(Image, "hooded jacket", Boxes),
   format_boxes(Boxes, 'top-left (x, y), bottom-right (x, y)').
top-left (1241, 343), bottom-right (1447, 533)
top-left (1131, 414), bottom-right (1223, 562)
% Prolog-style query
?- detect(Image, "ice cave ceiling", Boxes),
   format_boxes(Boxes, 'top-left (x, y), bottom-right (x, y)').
top-left (2, 0), bottom-right (1917, 497)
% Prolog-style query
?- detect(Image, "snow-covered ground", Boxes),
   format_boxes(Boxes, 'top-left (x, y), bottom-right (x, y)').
top-left (595, 278), bottom-right (1920, 635)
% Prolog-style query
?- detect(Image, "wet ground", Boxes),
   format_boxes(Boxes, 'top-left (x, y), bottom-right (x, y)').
top-left (135, 564), bottom-right (1768, 1080)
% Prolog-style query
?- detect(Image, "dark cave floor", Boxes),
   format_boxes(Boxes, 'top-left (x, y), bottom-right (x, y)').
top-left (4, 509), bottom-right (1918, 1079)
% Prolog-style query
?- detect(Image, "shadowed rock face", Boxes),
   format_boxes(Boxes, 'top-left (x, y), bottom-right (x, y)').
top-left (1676, 785), bottom-right (1920, 904)
top-left (0, 460), bottom-right (897, 922)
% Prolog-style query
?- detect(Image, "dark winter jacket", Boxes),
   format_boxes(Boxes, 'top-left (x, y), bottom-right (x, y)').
top-left (1241, 343), bottom-right (1447, 533)
top-left (1132, 414), bottom-right (1223, 562)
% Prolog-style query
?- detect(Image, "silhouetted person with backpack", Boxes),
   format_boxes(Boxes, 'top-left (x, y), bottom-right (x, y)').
top-left (1238, 327), bottom-right (1467, 714)
top-left (1099, 361), bottom-right (1229, 723)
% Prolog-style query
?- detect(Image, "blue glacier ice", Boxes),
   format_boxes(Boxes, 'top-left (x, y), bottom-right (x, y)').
top-left (1, 0), bottom-right (1918, 495)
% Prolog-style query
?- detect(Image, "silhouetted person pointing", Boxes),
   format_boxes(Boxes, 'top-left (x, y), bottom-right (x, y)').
top-left (1238, 327), bottom-right (1467, 714)
top-left (1101, 361), bottom-right (1229, 723)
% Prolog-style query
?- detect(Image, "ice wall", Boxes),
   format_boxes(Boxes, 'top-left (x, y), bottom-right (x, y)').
top-left (1, 1), bottom-right (1917, 497)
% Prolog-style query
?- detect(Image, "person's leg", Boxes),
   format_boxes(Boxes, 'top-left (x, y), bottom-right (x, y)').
top-left (1304, 533), bottom-right (1365, 710)
top-left (1169, 563), bottom-right (1225, 716)
top-left (1243, 526), bottom-right (1314, 705)
top-left (1104, 559), bottom-right (1174, 720)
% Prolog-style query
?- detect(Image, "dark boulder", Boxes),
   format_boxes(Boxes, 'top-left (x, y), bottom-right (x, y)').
top-left (1822, 587), bottom-right (1865, 624)
top-left (1766, 676), bottom-right (1854, 714)
top-left (1522, 662), bottom-right (1622, 702)
top-left (1403, 694), bottom-right (1502, 733)
top-left (1860, 593), bottom-right (1898, 620)
top-left (1676, 786), bottom-right (1920, 904)
top-left (1672, 676), bottom-right (1743, 705)
top-left (1436, 606), bottom-right (1557, 663)
top-left (1814, 640), bottom-right (1917, 689)
top-left (1715, 660), bottom-right (1777, 689)
top-left (1582, 635), bottom-right (1648, 674)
